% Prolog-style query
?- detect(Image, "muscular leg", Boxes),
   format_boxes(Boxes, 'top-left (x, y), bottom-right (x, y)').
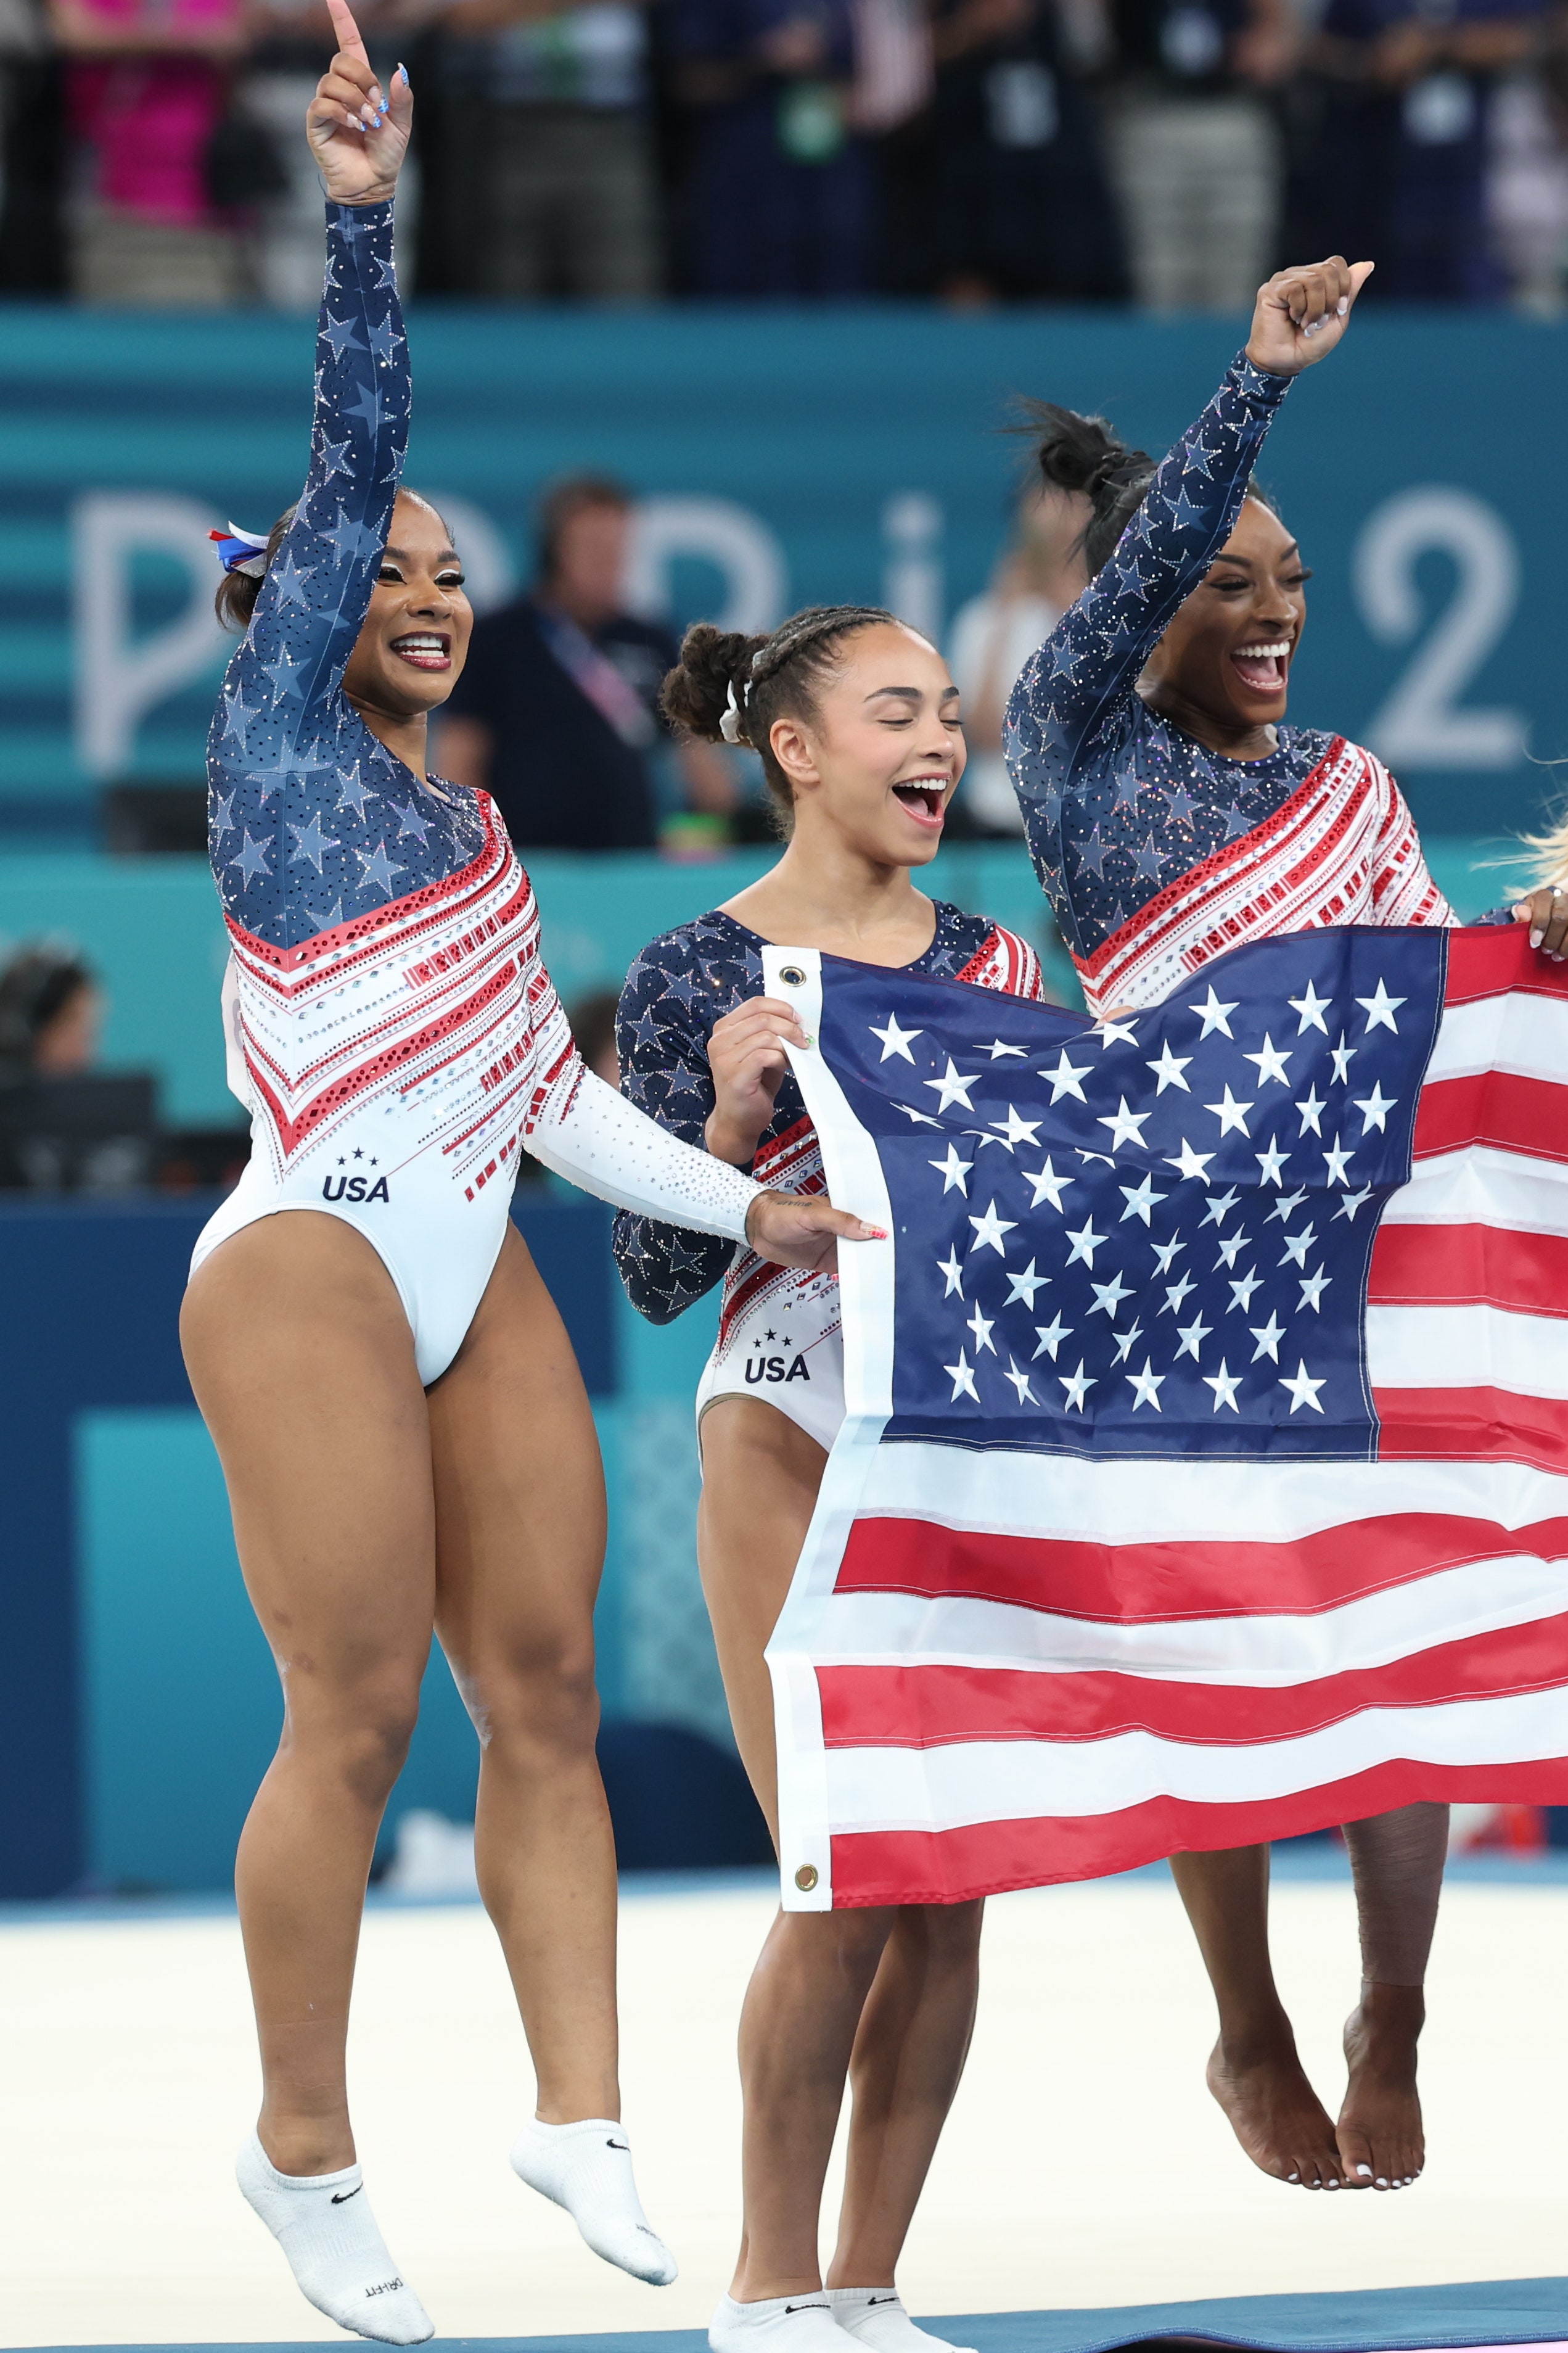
top-left (181, 1212), bottom-right (435, 2179)
top-left (1168, 1846), bottom-right (1345, 2189)
top-left (1336, 1803), bottom-right (1447, 2189)
top-left (428, 1226), bottom-right (618, 2124)
top-left (700, 1400), bottom-right (979, 2304)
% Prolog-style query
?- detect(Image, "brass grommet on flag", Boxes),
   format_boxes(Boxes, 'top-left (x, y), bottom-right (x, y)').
top-left (794, 1864), bottom-right (818, 1892)
top-left (780, 965), bottom-right (807, 987)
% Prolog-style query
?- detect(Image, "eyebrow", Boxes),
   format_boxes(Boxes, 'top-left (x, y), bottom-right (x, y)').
top-left (865, 684), bottom-right (961, 703)
top-left (1210, 541), bottom-right (1301, 571)
top-left (383, 545), bottom-right (462, 566)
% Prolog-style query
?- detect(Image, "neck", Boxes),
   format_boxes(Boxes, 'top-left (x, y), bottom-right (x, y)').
top-left (349, 697), bottom-right (429, 782)
top-left (1139, 678), bottom-right (1279, 763)
top-left (725, 817), bottom-right (935, 958)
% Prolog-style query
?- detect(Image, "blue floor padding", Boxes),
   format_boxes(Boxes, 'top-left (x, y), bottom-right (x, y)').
top-left (46, 2278), bottom-right (1568, 2353)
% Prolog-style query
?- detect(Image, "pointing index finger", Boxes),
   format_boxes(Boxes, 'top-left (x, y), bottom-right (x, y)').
top-left (325, 0), bottom-right (372, 69)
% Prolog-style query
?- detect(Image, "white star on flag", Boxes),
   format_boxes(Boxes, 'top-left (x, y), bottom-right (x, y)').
top-left (1127, 1360), bottom-right (1165, 1411)
top-left (1281, 1360), bottom-right (1328, 1412)
top-left (1215, 1229), bottom-right (1250, 1269)
top-left (1032, 1316), bottom-right (1072, 1361)
top-left (929, 1145), bottom-right (972, 1195)
top-left (1098, 1095), bottom-right (1152, 1151)
top-left (1064, 1218), bottom-right (1106, 1268)
top-left (1088, 1272), bottom-right (1135, 1319)
top-left (1189, 986), bottom-right (1239, 1039)
top-left (871, 1013), bottom-right (922, 1063)
top-left (967, 1304), bottom-right (996, 1355)
top-left (937, 1249), bottom-right (964, 1298)
top-left (1321, 1137), bottom-right (1354, 1185)
top-left (1357, 979), bottom-right (1406, 1034)
top-left (1329, 1033), bottom-right (1357, 1082)
top-left (1280, 1225), bottom-right (1317, 1269)
top-left (1354, 1082), bottom-right (1397, 1135)
top-left (1112, 1318), bottom-right (1144, 1364)
top-left (1255, 1138), bottom-right (1290, 1185)
top-left (1243, 1035), bottom-right (1292, 1087)
top-left (1336, 1185), bottom-right (1375, 1221)
top-left (988, 1105), bottom-right (1042, 1150)
top-left (986, 1038), bottom-right (1027, 1059)
top-left (1249, 1314), bottom-right (1286, 1362)
top-left (1205, 1085), bottom-right (1254, 1137)
top-left (1119, 1172), bottom-right (1167, 1224)
top-left (1204, 1360), bottom-right (1243, 1412)
top-left (1152, 1237), bottom-right (1185, 1272)
top-left (924, 1058), bottom-right (978, 1111)
top-left (1202, 1188), bottom-right (1241, 1226)
top-left (1175, 1313), bottom-right (1212, 1362)
top-left (1295, 1087), bottom-right (1326, 1137)
top-left (968, 1201), bottom-right (1017, 1255)
top-left (1093, 1015), bottom-right (1139, 1047)
top-left (1299, 1269), bottom-right (1331, 1312)
top-left (1004, 1259), bottom-right (1049, 1306)
top-left (1161, 1272), bottom-right (1197, 1315)
top-left (1228, 1269), bottom-right (1263, 1312)
top-left (1059, 1361), bottom-right (1096, 1411)
top-left (944, 1350), bottom-right (979, 1402)
top-left (1146, 1042), bottom-right (1192, 1094)
top-left (1043, 1050), bottom-right (1092, 1103)
top-left (1024, 1158), bottom-right (1075, 1210)
top-left (1003, 1359), bottom-right (1037, 1403)
top-left (1288, 979), bottom-right (1332, 1035)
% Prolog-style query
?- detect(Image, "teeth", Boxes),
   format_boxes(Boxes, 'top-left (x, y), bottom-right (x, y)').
top-left (1236, 642), bottom-right (1289, 659)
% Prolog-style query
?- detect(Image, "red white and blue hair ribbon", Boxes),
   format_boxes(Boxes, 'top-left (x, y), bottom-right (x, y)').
top-left (209, 523), bottom-right (269, 580)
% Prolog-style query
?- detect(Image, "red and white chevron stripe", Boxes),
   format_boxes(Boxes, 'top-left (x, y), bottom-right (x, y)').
top-left (228, 791), bottom-right (580, 1203)
top-left (1075, 737), bottom-right (1453, 1020)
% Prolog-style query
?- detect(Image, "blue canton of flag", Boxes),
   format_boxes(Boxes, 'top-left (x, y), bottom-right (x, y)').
top-left (799, 928), bottom-right (1447, 1462)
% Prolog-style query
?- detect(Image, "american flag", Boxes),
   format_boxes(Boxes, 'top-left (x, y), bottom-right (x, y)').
top-left (761, 925), bottom-right (1568, 1910)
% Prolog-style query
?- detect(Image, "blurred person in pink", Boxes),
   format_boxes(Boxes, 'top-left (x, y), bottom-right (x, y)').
top-left (53, 0), bottom-right (249, 301)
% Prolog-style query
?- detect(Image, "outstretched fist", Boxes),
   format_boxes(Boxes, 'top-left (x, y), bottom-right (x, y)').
top-left (306, 0), bottom-right (413, 206)
top-left (1245, 257), bottom-right (1375, 377)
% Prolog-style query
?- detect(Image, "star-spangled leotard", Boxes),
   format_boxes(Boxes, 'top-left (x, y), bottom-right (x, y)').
top-left (1004, 351), bottom-right (1452, 1018)
top-left (190, 199), bottom-right (764, 1382)
top-left (614, 904), bottom-right (1045, 1449)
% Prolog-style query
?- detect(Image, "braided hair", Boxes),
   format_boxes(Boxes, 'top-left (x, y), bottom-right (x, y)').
top-left (662, 604), bottom-right (900, 835)
top-left (1020, 402), bottom-right (1276, 579)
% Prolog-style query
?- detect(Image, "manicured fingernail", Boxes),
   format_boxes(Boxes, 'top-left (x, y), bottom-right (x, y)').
top-left (1337, 296), bottom-right (1349, 314)
top-left (1531, 929), bottom-right (1545, 948)
top-left (397, 60), bottom-right (409, 83)
top-left (1357, 2164), bottom-right (1372, 2177)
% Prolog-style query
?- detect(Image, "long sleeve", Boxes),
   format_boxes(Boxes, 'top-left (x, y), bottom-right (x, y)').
top-left (530, 1065), bottom-right (758, 1238)
top-left (611, 933), bottom-right (741, 1325)
top-left (1004, 352), bottom-right (1292, 949)
top-left (206, 199), bottom-right (416, 950)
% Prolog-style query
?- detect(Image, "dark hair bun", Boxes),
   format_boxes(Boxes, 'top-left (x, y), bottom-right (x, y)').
top-left (1016, 400), bottom-right (1157, 579)
top-left (660, 622), bottom-right (768, 744)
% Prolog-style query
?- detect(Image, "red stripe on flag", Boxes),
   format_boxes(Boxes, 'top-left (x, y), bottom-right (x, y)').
top-left (834, 1510), bottom-right (1568, 1622)
top-left (1414, 1071), bottom-right (1568, 1166)
top-left (1369, 1221), bottom-right (1568, 1317)
top-left (1442, 925), bottom-right (1568, 1008)
top-left (816, 1613), bottom-right (1568, 1752)
top-left (1374, 1387), bottom-right (1568, 1473)
top-left (825, 1760), bottom-right (1568, 1906)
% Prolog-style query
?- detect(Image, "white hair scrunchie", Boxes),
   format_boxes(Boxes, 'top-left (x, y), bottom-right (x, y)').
top-left (720, 680), bottom-right (745, 744)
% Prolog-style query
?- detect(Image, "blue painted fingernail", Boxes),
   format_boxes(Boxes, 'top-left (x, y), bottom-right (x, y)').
top-left (396, 60), bottom-right (409, 82)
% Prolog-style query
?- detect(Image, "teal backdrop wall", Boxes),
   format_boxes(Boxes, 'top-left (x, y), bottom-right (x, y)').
top-left (1, 303), bottom-right (1564, 842)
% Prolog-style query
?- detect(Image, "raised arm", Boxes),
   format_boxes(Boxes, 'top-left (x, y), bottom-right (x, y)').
top-left (208, 1), bottom-right (413, 936)
top-left (1005, 258), bottom-right (1374, 815)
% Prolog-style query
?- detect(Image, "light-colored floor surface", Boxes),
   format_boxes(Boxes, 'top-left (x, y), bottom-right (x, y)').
top-left (2, 1869), bottom-right (1564, 2346)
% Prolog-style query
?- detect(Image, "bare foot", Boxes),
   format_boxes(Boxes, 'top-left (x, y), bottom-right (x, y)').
top-left (1337, 1983), bottom-right (1424, 2191)
top-left (1207, 2029), bottom-right (1347, 2188)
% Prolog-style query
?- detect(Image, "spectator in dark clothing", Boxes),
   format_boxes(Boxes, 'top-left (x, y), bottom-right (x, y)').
top-left (666, 0), bottom-right (876, 292)
top-left (435, 474), bottom-right (734, 850)
top-left (928, 0), bottom-right (1128, 299)
top-left (1297, 0), bottom-right (1538, 299)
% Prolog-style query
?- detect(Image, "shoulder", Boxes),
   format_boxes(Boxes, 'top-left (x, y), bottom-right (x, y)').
top-left (621, 912), bottom-right (762, 1017)
top-left (922, 902), bottom-right (1043, 997)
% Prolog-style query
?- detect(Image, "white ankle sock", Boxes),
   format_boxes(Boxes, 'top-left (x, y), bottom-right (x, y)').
top-left (827, 2289), bottom-right (977, 2353)
top-left (510, 2117), bottom-right (677, 2285)
top-left (710, 2292), bottom-right (851, 2353)
top-left (236, 2133), bottom-right (433, 2345)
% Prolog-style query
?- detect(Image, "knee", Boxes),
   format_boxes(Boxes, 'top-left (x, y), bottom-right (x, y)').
top-left (280, 1668), bottom-right (423, 1806)
top-left (459, 1631), bottom-right (601, 1766)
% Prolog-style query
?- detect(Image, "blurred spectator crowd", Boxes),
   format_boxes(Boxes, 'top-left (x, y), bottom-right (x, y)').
top-left (2, 0), bottom-right (1567, 308)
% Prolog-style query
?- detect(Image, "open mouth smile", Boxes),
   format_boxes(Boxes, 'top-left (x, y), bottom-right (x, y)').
top-left (892, 779), bottom-right (947, 830)
top-left (391, 632), bottom-right (452, 672)
top-left (1230, 639), bottom-right (1292, 694)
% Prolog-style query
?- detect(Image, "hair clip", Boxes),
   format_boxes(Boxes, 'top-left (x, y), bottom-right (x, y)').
top-left (720, 680), bottom-right (745, 744)
top-left (208, 523), bottom-right (269, 580)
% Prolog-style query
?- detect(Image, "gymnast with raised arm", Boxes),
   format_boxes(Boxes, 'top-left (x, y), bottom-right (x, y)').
top-left (180, 18), bottom-right (872, 2337)
top-left (1004, 258), bottom-right (1454, 2198)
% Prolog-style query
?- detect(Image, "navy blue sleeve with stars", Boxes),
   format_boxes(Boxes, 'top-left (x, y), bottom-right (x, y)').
top-left (1004, 353), bottom-right (1315, 963)
top-left (206, 201), bottom-right (485, 951)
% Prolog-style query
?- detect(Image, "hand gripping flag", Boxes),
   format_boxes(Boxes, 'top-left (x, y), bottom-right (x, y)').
top-left (761, 923), bottom-right (1568, 1910)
